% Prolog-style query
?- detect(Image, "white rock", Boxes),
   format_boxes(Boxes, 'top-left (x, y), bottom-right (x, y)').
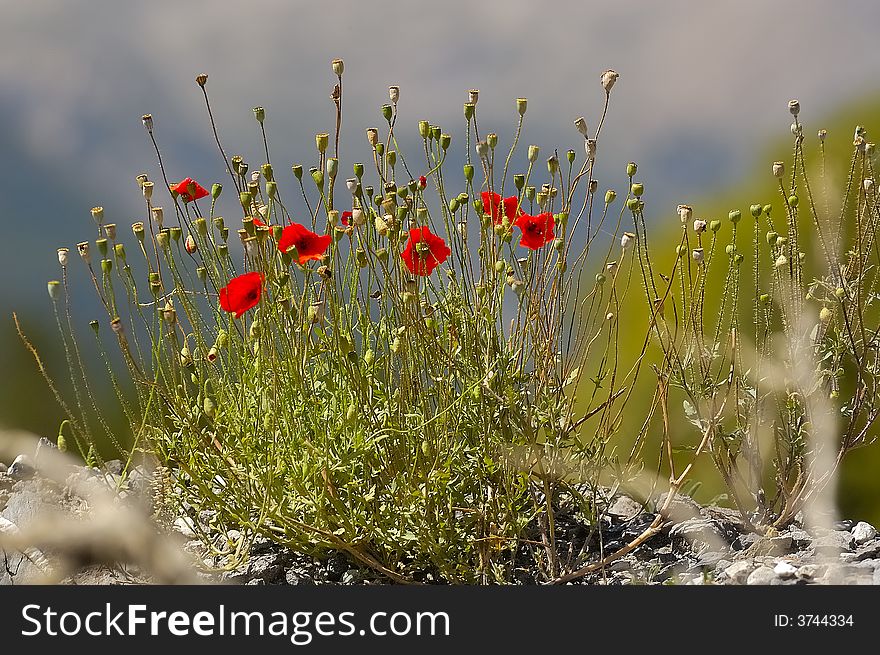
top-left (852, 521), bottom-right (877, 545)
top-left (774, 561), bottom-right (798, 578)
top-left (173, 516), bottom-right (197, 538)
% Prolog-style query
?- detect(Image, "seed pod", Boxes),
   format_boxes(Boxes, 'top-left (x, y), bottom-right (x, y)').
top-left (692, 248), bottom-right (704, 263)
top-left (574, 117), bottom-right (589, 137)
top-left (57, 247), bottom-right (69, 267)
top-left (772, 161), bottom-right (785, 178)
top-left (600, 69), bottom-right (619, 93)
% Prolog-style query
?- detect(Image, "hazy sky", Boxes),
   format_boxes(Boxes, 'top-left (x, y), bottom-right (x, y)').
top-left (3, 0), bottom-right (880, 308)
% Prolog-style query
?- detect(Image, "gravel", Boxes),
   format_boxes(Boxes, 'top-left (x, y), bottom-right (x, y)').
top-left (4, 445), bottom-right (880, 586)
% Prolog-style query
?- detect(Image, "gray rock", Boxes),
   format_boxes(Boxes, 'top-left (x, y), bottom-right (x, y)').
top-left (696, 551), bottom-right (727, 567)
top-left (0, 463), bottom-right (7, 473)
top-left (724, 560), bottom-right (754, 584)
top-left (247, 554), bottom-right (284, 583)
top-left (33, 437), bottom-right (57, 468)
top-left (747, 566), bottom-right (777, 585)
top-left (103, 460), bottom-right (124, 476)
top-left (774, 560), bottom-right (798, 578)
top-left (813, 530), bottom-right (854, 554)
top-left (655, 493), bottom-right (702, 521)
top-left (797, 564), bottom-right (821, 580)
top-left (8, 455), bottom-right (35, 480)
top-left (874, 567), bottom-right (880, 586)
top-left (1, 481), bottom-right (59, 585)
top-left (669, 518), bottom-right (726, 549)
top-left (608, 495), bottom-right (643, 521)
top-left (787, 526), bottom-right (812, 547)
top-left (285, 569), bottom-right (315, 586)
top-left (852, 521), bottom-right (877, 545)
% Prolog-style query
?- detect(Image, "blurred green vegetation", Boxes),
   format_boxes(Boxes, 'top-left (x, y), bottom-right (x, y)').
top-left (603, 94), bottom-right (880, 525)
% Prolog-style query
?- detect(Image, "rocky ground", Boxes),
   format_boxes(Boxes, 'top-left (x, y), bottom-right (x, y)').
top-left (2, 442), bottom-right (879, 585)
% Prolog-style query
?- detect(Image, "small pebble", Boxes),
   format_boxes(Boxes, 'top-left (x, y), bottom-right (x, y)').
top-left (8, 454), bottom-right (35, 480)
top-left (774, 560), bottom-right (798, 578)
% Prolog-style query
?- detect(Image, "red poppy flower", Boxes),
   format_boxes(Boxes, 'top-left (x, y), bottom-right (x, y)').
top-left (340, 211), bottom-right (352, 227)
top-left (480, 191), bottom-right (523, 225)
top-left (400, 226), bottom-right (451, 276)
top-left (252, 216), bottom-right (266, 227)
top-left (172, 177), bottom-right (210, 203)
top-left (219, 271), bottom-right (265, 318)
top-left (418, 175), bottom-right (427, 189)
top-left (514, 212), bottom-right (555, 250)
top-left (278, 223), bottom-right (332, 264)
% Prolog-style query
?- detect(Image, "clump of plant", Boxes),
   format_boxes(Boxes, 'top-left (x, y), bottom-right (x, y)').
top-left (628, 101), bottom-right (880, 534)
top-left (24, 63), bottom-right (667, 583)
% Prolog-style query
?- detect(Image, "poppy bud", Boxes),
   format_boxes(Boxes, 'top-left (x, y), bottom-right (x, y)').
top-left (547, 156), bottom-right (560, 176)
top-left (729, 209), bottom-right (741, 224)
top-left (528, 144), bottom-right (539, 162)
top-left (725, 244), bottom-right (736, 256)
top-left (709, 220), bottom-right (722, 233)
top-left (375, 214), bottom-right (389, 236)
top-left (763, 204), bottom-right (772, 216)
top-left (328, 209), bottom-right (340, 227)
top-left (331, 58), bottom-right (344, 76)
top-left (626, 198), bottom-right (641, 211)
top-left (766, 231), bottom-right (778, 246)
top-left (525, 186), bottom-right (536, 201)
top-left (818, 129), bottom-right (827, 142)
top-left (675, 245), bottom-right (686, 258)
top-left (601, 69), bottom-right (619, 93)
top-left (47, 280), bottom-right (61, 301)
top-left (155, 231), bottom-right (170, 249)
top-left (574, 117), bottom-right (589, 137)
top-left (77, 241), bottom-right (92, 264)
top-left (326, 158), bottom-right (338, 179)
top-left (185, 234), bottom-right (198, 254)
top-left (57, 247), bottom-right (69, 267)
top-left (292, 164), bottom-right (303, 180)
top-left (464, 103), bottom-right (475, 121)
top-left (439, 133), bottom-right (451, 151)
top-left (772, 161), bottom-right (785, 178)
top-left (386, 150), bottom-right (397, 170)
top-left (602, 189), bottom-right (616, 205)
top-left (788, 194), bottom-right (799, 207)
top-left (595, 273), bottom-right (606, 284)
top-left (788, 99), bottom-right (800, 116)
top-left (311, 169), bottom-right (324, 188)
top-left (463, 164), bottom-right (474, 182)
top-left (196, 73), bottom-right (208, 87)
top-left (692, 248), bottom-right (704, 263)
top-left (91, 206), bottom-right (104, 225)
top-left (631, 182), bottom-right (644, 197)
top-left (734, 253), bottom-right (744, 265)
top-left (585, 139), bottom-right (597, 161)
top-left (142, 114), bottom-right (153, 131)
top-left (261, 163), bottom-right (274, 181)
top-left (621, 232), bottom-right (635, 249)
top-left (693, 219), bottom-right (707, 233)
top-left (517, 97), bottom-right (527, 115)
top-left (494, 260), bottom-right (506, 273)
top-left (564, 149), bottom-right (575, 164)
